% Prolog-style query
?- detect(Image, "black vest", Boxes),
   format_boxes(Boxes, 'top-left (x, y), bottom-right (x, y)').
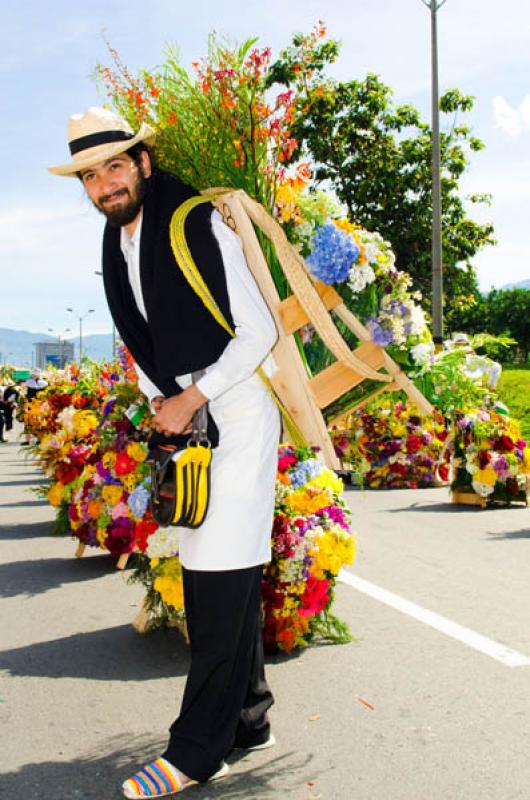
top-left (102, 170), bottom-right (234, 447)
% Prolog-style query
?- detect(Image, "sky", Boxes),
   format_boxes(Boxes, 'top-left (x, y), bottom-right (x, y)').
top-left (2, 0), bottom-right (530, 336)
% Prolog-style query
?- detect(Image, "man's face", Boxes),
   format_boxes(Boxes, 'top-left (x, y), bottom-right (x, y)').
top-left (80, 151), bottom-right (151, 227)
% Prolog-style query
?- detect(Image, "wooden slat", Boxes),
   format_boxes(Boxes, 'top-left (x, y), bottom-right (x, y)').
top-left (278, 282), bottom-right (343, 335)
top-left (308, 341), bottom-right (386, 409)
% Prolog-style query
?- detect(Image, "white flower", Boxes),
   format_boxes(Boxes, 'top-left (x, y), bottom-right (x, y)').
top-left (348, 262), bottom-right (376, 294)
top-left (410, 342), bottom-right (435, 366)
top-left (146, 529), bottom-right (180, 559)
top-left (472, 480), bottom-right (494, 497)
top-left (57, 406), bottom-right (76, 434)
top-left (408, 304), bottom-right (427, 335)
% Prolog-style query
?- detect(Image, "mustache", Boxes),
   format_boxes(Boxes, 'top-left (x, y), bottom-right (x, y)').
top-left (98, 188), bottom-right (129, 204)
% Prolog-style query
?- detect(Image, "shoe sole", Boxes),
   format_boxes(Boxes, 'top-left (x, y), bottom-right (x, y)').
top-left (122, 762), bottom-right (229, 798)
top-left (239, 733), bottom-right (276, 752)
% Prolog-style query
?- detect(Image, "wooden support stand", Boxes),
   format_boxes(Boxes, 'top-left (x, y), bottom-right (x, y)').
top-left (132, 596), bottom-right (153, 634)
top-left (75, 542), bottom-right (86, 558)
top-left (204, 189), bottom-right (433, 469)
top-left (451, 491), bottom-right (487, 509)
top-left (74, 540), bottom-right (130, 570)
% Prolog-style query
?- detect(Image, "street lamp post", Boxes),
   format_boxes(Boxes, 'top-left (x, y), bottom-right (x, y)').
top-left (94, 270), bottom-right (117, 359)
top-left (66, 308), bottom-right (95, 362)
top-left (421, 0), bottom-right (447, 350)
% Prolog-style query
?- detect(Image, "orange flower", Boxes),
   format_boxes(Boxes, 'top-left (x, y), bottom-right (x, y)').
top-left (88, 500), bottom-right (103, 520)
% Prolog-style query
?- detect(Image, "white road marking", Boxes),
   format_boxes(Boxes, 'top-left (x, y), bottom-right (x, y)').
top-left (338, 570), bottom-right (530, 667)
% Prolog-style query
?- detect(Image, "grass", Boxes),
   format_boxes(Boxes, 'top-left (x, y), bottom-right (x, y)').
top-left (497, 369), bottom-right (530, 440)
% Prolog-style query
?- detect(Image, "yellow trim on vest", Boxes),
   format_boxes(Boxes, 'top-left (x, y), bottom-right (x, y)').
top-left (169, 198), bottom-right (307, 448)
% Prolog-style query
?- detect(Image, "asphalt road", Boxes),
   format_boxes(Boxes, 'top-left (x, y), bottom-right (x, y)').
top-left (1, 432), bottom-right (530, 800)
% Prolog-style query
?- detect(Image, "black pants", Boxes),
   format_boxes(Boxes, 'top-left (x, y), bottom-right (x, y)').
top-left (162, 565), bottom-right (273, 782)
top-left (4, 406), bottom-right (13, 431)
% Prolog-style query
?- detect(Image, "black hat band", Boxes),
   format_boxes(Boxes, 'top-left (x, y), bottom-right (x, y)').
top-left (69, 129), bottom-right (135, 156)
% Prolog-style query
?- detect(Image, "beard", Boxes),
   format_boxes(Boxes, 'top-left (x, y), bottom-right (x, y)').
top-left (94, 166), bottom-right (149, 227)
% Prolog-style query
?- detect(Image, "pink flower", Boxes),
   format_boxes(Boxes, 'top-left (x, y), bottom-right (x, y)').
top-left (111, 501), bottom-right (130, 520)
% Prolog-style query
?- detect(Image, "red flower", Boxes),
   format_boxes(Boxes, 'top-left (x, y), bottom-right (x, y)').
top-left (438, 463), bottom-right (450, 482)
top-left (406, 435), bottom-right (423, 454)
top-left (55, 463), bottom-right (81, 484)
top-left (478, 450), bottom-right (491, 469)
top-left (115, 452), bottom-right (137, 475)
top-left (389, 463), bottom-right (408, 476)
top-left (299, 577), bottom-right (330, 617)
top-left (278, 454), bottom-right (297, 472)
top-left (494, 435), bottom-right (515, 453)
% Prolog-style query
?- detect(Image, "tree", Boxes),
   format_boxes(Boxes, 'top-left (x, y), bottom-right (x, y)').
top-left (267, 37), bottom-right (495, 312)
top-left (485, 289), bottom-right (530, 361)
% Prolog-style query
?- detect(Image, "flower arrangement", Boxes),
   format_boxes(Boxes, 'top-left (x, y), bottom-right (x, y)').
top-left (67, 440), bottom-right (157, 555)
top-left (451, 406), bottom-right (530, 504)
top-left (331, 398), bottom-right (450, 489)
top-left (275, 175), bottom-right (430, 353)
top-left (262, 443), bottom-right (355, 652)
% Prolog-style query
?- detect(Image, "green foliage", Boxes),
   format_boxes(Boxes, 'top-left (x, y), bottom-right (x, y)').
top-left (497, 370), bottom-right (530, 440)
top-left (414, 349), bottom-right (492, 414)
top-left (268, 34), bottom-right (495, 310)
top-left (452, 288), bottom-right (530, 361)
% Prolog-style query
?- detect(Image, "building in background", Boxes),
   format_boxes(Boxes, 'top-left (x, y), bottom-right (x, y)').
top-left (34, 340), bottom-right (74, 370)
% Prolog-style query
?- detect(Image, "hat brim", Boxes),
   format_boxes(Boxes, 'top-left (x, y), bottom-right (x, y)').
top-left (48, 123), bottom-right (156, 177)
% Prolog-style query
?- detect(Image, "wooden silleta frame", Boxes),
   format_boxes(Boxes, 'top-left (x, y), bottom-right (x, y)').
top-left (204, 188), bottom-right (433, 470)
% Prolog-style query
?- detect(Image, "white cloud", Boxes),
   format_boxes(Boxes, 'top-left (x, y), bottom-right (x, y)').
top-left (493, 94), bottom-right (530, 137)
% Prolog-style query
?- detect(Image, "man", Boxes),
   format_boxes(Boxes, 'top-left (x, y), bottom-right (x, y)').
top-left (2, 382), bottom-right (19, 432)
top-left (49, 107), bottom-right (280, 797)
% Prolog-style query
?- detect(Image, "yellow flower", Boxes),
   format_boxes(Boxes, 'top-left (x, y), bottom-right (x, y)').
top-left (333, 218), bottom-right (357, 236)
top-left (286, 490), bottom-right (331, 515)
top-left (73, 410), bottom-right (98, 439)
top-left (154, 575), bottom-right (184, 610)
top-left (127, 442), bottom-right (147, 463)
top-left (48, 482), bottom-right (64, 507)
top-left (97, 528), bottom-right (107, 547)
top-left (311, 528), bottom-right (356, 579)
top-left (476, 467), bottom-right (498, 487)
top-left (121, 473), bottom-right (139, 492)
top-left (102, 485), bottom-right (124, 505)
top-left (102, 452), bottom-right (117, 469)
top-left (307, 469), bottom-right (343, 495)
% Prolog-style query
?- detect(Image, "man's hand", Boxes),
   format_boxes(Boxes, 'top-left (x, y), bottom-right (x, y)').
top-left (153, 384), bottom-right (208, 436)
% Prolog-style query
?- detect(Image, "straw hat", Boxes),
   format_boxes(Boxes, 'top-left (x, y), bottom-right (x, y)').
top-left (48, 106), bottom-right (156, 177)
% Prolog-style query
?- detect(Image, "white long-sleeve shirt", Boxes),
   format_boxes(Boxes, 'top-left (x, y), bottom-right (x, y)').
top-left (120, 209), bottom-right (278, 402)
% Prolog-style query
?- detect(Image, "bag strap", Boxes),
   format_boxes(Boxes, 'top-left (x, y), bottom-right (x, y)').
top-left (169, 196), bottom-right (307, 447)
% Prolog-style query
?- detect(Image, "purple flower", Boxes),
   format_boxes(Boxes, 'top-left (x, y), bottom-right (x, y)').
top-left (367, 319), bottom-right (394, 347)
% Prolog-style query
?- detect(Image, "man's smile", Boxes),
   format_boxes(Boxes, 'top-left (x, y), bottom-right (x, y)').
top-left (100, 188), bottom-right (129, 205)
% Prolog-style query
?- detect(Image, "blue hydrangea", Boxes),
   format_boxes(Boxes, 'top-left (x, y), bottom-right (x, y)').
top-left (127, 484), bottom-right (150, 518)
top-left (306, 223), bottom-right (360, 285)
top-left (289, 458), bottom-right (324, 488)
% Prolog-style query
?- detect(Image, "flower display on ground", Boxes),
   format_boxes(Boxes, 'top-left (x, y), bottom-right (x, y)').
top-left (451, 406), bottom-right (530, 504)
top-left (331, 399), bottom-right (450, 489)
